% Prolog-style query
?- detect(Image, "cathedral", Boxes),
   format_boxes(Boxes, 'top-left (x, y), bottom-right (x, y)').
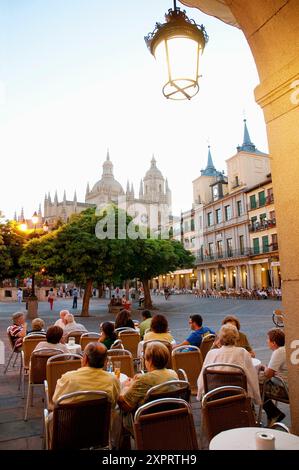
top-left (43, 151), bottom-right (172, 230)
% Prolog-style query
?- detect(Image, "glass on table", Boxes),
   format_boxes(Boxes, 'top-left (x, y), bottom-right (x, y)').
top-left (113, 361), bottom-right (121, 379)
top-left (68, 337), bottom-right (75, 346)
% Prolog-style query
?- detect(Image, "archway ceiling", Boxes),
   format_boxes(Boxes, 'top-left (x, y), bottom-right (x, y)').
top-left (180, 0), bottom-right (239, 28)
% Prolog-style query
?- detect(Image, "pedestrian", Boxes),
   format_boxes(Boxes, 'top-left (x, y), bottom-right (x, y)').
top-left (72, 287), bottom-right (79, 309)
top-left (47, 288), bottom-right (55, 311)
top-left (17, 288), bottom-right (23, 304)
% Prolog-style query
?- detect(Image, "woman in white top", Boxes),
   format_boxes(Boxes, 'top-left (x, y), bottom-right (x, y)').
top-left (34, 326), bottom-right (68, 353)
top-left (259, 328), bottom-right (288, 425)
top-left (197, 324), bottom-right (261, 404)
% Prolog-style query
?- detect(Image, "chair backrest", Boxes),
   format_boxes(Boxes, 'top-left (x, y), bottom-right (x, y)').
top-left (200, 334), bottom-right (216, 361)
top-left (143, 340), bottom-right (173, 369)
top-left (66, 331), bottom-right (84, 344)
top-left (22, 335), bottom-right (46, 369)
top-left (144, 380), bottom-right (191, 404)
top-left (110, 339), bottom-right (124, 350)
top-left (172, 346), bottom-right (203, 394)
top-left (201, 386), bottom-right (256, 442)
top-left (133, 398), bottom-right (198, 450)
top-left (30, 349), bottom-right (65, 384)
top-left (79, 332), bottom-right (100, 350)
top-left (107, 349), bottom-right (134, 378)
top-left (203, 363), bottom-right (247, 395)
top-left (51, 391), bottom-right (111, 450)
top-left (118, 330), bottom-right (140, 359)
top-left (6, 327), bottom-right (16, 351)
top-left (115, 327), bottom-right (136, 334)
top-left (46, 354), bottom-right (82, 407)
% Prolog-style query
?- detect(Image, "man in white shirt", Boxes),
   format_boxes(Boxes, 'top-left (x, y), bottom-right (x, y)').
top-left (259, 328), bottom-right (288, 426)
top-left (62, 313), bottom-right (87, 339)
top-left (54, 310), bottom-right (69, 329)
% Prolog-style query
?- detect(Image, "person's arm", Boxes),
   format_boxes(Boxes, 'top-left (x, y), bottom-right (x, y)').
top-left (264, 349), bottom-right (280, 379)
top-left (264, 367), bottom-right (276, 379)
top-left (173, 340), bottom-right (190, 349)
top-left (52, 373), bottom-right (74, 403)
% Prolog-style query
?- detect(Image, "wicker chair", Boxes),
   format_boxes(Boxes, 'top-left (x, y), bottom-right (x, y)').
top-left (107, 349), bottom-right (134, 378)
top-left (172, 346), bottom-right (203, 395)
top-left (202, 386), bottom-right (256, 442)
top-left (44, 353), bottom-right (82, 410)
top-left (142, 340), bottom-right (173, 370)
top-left (80, 332), bottom-right (100, 351)
top-left (200, 334), bottom-right (216, 361)
top-left (4, 327), bottom-right (24, 391)
top-left (110, 339), bottom-right (124, 350)
top-left (269, 422), bottom-right (290, 433)
top-left (44, 391), bottom-right (111, 450)
top-left (24, 348), bottom-right (65, 421)
top-left (21, 335), bottom-right (47, 397)
top-left (144, 380), bottom-right (191, 404)
top-left (66, 331), bottom-right (85, 344)
top-left (133, 398), bottom-right (198, 450)
top-left (203, 363), bottom-right (247, 396)
top-left (115, 327), bottom-right (136, 334)
top-left (118, 330), bottom-right (140, 360)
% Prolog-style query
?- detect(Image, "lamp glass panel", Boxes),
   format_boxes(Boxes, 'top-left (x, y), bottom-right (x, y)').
top-left (166, 37), bottom-right (199, 82)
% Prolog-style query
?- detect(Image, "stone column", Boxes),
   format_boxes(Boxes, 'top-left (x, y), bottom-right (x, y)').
top-left (247, 264), bottom-right (254, 289)
top-left (224, 267), bottom-right (229, 290)
top-left (205, 269), bottom-right (210, 289)
top-left (235, 266), bottom-right (241, 289)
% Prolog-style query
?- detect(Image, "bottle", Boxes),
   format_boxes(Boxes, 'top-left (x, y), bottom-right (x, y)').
top-left (107, 359), bottom-right (113, 373)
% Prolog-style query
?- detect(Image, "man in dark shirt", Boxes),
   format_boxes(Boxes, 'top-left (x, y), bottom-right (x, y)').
top-left (175, 314), bottom-right (215, 348)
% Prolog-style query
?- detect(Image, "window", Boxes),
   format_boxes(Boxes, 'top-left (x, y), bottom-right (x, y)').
top-left (260, 213), bottom-right (267, 225)
top-left (191, 218), bottom-right (195, 231)
top-left (269, 210), bottom-right (276, 221)
top-left (271, 233), bottom-right (278, 250)
top-left (235, 176), bottom-right (239, 187)
top-left (216, 208), bottom-right (222, 224)
top-left (190, 237), bottom-right (195, 247)
top-left (253, 238), bottom-right (260, 254)
top-left (225, 205), bottom-right (232, 221)
top-left (267, 188), bottom-right (274, 204)
top-left (200, 245), bottom-right (204, 260)
top-left (237, 200), bottom-right (242, 216)
top-left (159, 184), bottom-right (162, 193)
top-left (184, 221), bottom-right (189, 232)
top-left (217, 240), bottom-right (223, 258)
top-left (184, 238), bottom-right (189, 247)
top-left (199, 215), bottom-right (202, 229)
top-left (262, 235), bottom-right (269, 253)
top-left (208, 242), bottom-right (214, 259)
top-left (250, 195), bottom-right (257, 209)
top-left (239, 235), bottom-right (244, 255)
top-left (226, 238), bottom-right (233, 257)
top-left (258, 190), bottom-right (266, 206)
top-left (207, 212), bottom-right (213, 227)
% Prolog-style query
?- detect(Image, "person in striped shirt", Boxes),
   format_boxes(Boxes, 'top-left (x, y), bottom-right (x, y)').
top-left (8, 312), bottom-right (27, 349)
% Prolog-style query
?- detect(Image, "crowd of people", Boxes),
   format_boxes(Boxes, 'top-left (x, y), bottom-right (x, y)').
top-left (6, 305), bottom-right (288, 448)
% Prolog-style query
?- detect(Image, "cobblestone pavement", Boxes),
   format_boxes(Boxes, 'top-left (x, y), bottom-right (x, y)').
top-left (0, 295), bottom-right (289, 450)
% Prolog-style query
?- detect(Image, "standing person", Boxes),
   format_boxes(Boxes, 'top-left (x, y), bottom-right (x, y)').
top-left (47, 288), bottom-right (55, 311)
top-left (17, 288), bottom-right (23, 304)
top-left (72, 287), bottom-right (79, 309)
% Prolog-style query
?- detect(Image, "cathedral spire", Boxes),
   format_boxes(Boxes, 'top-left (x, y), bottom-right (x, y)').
top-left (20, 207), bottom-right (24, 221)
top-left (14, 211), bottom-right (17, 222)
top-left (74, 190), bottom-right (77, 203)
top-left (126, 180), bottom-right (130, 195)
top-left (243, 119), bottom-right (253, 146)
top-left (48, 192), bottom-right (52, 204)
top-left (63, 190), bottom-right (67, 204)
top-left (38, 204), bottom-right (42, 218)
top-left (54, 190), bottom-right (58, 205)
top-left (86, 182), bottom-right (90, 195)
top-left (102, 151), bottom-right (113, 177)
top-left (106, 148), bottom-right (110, 161)
top-left (151, 154), bottom-right (156, 167)
top-left (131, 183), bottom-right (134, 197)
top-left (139, 179), bottom-right (143, 197)
top-left (237, 119), bottom-right (265, 154)
top-left (201, 146), bottom-right (218, 176)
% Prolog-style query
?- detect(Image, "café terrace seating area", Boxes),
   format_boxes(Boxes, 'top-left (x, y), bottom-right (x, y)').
top-left (0, 322), bottom-right (295, 451)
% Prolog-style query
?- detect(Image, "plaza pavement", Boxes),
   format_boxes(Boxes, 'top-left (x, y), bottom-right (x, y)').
top-left (0, 294), bottom-right (289, 450)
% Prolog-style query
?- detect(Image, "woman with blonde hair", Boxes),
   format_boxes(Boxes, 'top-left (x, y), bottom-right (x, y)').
top-left (197, 324), bottom-right (261, 404)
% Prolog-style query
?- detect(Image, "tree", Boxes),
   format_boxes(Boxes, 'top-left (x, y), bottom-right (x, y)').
top-left (122, 238), bottom-right (195, 309)
top-left (0, 221), bottom-right (29, 282)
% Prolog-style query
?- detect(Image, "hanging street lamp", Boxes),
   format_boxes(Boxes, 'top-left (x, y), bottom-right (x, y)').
top-left (145, 0), bottom-right (208, 100)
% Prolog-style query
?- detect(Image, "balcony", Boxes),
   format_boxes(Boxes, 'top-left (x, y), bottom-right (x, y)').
top-left (195, 244), bottom-right (279, 264)
top-left (249, 219), bottom-right (276, 232)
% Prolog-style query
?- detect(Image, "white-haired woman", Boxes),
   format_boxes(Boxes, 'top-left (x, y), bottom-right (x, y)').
top-left (197, 324), bottom-right (261, 404)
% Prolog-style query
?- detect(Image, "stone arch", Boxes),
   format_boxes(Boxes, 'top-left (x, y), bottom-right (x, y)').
top-left (181, 0), bottom-right (299, 434)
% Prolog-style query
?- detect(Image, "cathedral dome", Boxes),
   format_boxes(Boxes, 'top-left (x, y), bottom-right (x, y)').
top-left (86, 152), bottom-right (124, 203)
top-left (144, 155), bottom-right (164, 180)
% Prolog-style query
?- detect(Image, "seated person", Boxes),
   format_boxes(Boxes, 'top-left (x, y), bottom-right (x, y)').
top-left (259, 328), bottom-right (288, 426)
top-left (197, 324), bottom-right (261, 404)
top-left (115, 310), bottom-right (135, 330)
top-left (52, 343), bottom-right (120, 405)
top-left (34, 326), bottom-right (69, 353)
top-left (121, 295), bottom-right (127, 306)
top-left (62, 313), bottom-right (87, 338)
top-left (139, 310), bottom-right (152, 340)
top-left (118, 341), bottom-right (178, 412)
top-left (8, 312), bottom-right (27, 349)
top-left (99, 322), bottom-right (117, 350)
top-left (144, 314), bottom-right (174, 343)
top-left (110, 295), bottom-right (117, 306)
top-left (214, 315), bottom-right (255, 357)
top-left (27, 318), bottom-right (46, 336)
top-left (175, 314), bottom-right (215, 349)
top-left (54, 310), bottom-right (69, 329)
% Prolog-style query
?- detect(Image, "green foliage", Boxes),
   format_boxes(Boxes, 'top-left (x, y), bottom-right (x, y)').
top-left (0, 221), bottom-right (28, 280)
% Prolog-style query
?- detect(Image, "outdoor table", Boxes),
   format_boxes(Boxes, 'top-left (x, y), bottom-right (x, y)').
top-left (65, 343), bottom-right (82, 355)
top-left (209, 427), bottom-right (299, 450)
top-left (109, 372), bottom-right (128, 390)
